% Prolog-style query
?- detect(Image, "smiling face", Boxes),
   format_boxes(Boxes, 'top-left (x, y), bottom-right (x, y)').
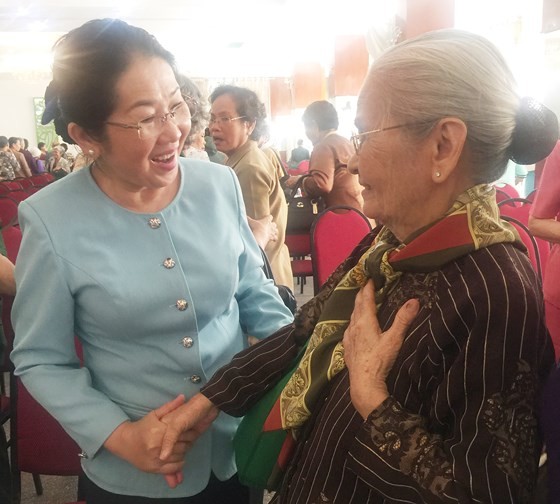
top-left (89, 54), bottom-right (190, 202)
top-left (209, 93), bottom-right (253, 156)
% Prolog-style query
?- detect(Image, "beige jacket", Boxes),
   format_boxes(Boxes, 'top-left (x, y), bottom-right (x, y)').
top-left (227, 140), bottom-right (293, 289)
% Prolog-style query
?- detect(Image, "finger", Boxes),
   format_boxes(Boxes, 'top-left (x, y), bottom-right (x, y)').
top-left (154, 394), bottom-right (186, 420)
top-left (388, 299), bottom-right (420, 340)
top-left (160, 425), bottom-right (183, 460)
top-left (165, 473), bottom-right (179, 489)
top-left (356, 280), bottom-right (382, 334)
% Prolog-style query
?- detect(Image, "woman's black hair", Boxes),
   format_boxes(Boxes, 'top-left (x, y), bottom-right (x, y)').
top-left (42, 18), bottom-right (177, 143)
top-left (302, 100), bottom-right (339, 131)
top-left (209, 85), bottom-right (267, 141)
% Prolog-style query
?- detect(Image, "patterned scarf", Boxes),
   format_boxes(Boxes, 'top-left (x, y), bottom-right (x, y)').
top-left (279, 184), bottom-right (520, 430)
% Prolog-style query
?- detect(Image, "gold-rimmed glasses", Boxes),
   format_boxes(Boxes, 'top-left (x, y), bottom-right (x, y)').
top-left (208, 116), bottom-right (247, 127)
top-left (351, 121), bottom-right (435, 153)
top-left (105, 100), bottom-right (191, 140)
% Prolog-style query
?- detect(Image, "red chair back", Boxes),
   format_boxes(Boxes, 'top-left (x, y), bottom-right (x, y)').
top-left (2, 225), bottom-right (22, 263)
top-left (498, 198), bottom-right (533, 226)
top-left (311, 206), bottom-right (372, 293)
top-left (0, 197), bottom-right (19, 227)
top-left (12, 378), bottom-right (83, 477)
top-left (501, 215), bottom-right (545, 281)
top-left (15, 178), bottom-right (33, 189)
top-left (494, 182), bottom-right (519, 199)
top-left (2, 181), bottom-right (22, 191)
top-left (7, 190), bottom-right (29, 203)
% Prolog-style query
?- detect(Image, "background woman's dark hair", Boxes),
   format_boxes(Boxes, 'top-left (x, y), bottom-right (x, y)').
top-left (209, 85), bottom-right (267, 141)
top-left (302, 100), bottom-right (339, 131)
top-left (43, 18), bottom-right (177, 143)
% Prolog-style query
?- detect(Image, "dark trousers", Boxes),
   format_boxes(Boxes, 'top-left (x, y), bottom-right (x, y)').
top-left (82, 473), bottom-right (259, 504)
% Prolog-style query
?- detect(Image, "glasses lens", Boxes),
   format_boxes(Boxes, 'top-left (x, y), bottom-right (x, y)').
top-left (140, 104), bottom-right (191, 140)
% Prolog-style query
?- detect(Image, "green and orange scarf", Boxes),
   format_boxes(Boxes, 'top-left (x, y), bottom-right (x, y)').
top-left (277, 183), bottom-right (521, 430)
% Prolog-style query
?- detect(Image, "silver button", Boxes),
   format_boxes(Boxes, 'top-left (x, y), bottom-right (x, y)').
top-left (182, 337), bottom-right (194, 348)
top-left (190, 375), bottom-right (201, 384)
top-left (78, 450), bottom-right (88, 459)
top-left (176, 299), bottom-right (188, 311)
top-left (148, 217), bottom-right (161, 229)
top-left (163, 258), bottom-right (176, 269)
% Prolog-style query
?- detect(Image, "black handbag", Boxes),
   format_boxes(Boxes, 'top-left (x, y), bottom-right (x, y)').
top-left (286, 175), bottom-right (325, 234)
top-left (260, 248), bottom-right (297, 314)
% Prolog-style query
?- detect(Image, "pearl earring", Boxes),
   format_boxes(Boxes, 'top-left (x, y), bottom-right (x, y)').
top-left (88, 149), bottom-right (95, 157)
top-left (435, 171), bottom-right (441, 178)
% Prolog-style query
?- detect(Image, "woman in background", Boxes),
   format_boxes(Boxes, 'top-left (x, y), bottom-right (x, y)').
top-left (209, 85), bottom-right (293, 289)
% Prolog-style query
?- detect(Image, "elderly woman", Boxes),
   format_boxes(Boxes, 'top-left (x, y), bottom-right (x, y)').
top-left (10, 18), bottom-right (293, 503)
top-left (160, 29), bottom-right (557, 503)
top-left (209, 85), bottom-right (293, 289)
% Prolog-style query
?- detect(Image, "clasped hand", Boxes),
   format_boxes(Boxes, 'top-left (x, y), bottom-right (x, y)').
top-left (104, 394), bottom-right (218, 488)
top-left (343, 279), bottom-right (419, 419)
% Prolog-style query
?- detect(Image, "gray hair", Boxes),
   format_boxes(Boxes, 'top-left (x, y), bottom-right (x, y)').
top-left (368, 29), bottom-right (518, 183)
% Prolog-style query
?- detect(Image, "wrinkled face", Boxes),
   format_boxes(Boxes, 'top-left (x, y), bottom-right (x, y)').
top-left (94, 55), bottom-right (190, 192)
top-left (52, 148), bottom-right (61, 161)
top-left (353, 78), bottom-right (433, 239)
top-left (209, 93), bottom-right (253, 156)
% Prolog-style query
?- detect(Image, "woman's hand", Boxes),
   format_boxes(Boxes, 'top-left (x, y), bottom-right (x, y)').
top-left (284, 175), bottom-right (302, 189)
top-left (247, 215), bottom-right (278, 249)
top-left (159, 394), bottom-right (219, 461)
top-left (343, 280), bottom-right (419, 419)
top-left (103, 395), bottom-right (190, 476)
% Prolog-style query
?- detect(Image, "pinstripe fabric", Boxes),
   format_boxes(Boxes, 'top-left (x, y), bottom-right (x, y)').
top-left (202, 231), bottom-right (554, 503)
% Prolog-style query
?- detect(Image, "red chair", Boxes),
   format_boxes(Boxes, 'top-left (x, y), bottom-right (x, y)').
top-left (30, 173), bottom-right (54, 187)
top-left (494, 182), bottom-right (519, 199)
top-left (7, 190), bottom-right (30, 204)
top-left (14, 178), bottom-right (33, 189)
top-left (526, 189), bottom-right (537, 203)
top-left (498, 198), bottom-right (533, 226)
top-left (285, 233), bottom-right (313, 294)
top-left (501, 215), bottom-right (547, 282)
top-left (0, 197), bottom-right (19, 227)
top-left (2, 181), bottom-right (22, 191)
top-left (288, 160), bottom-right (310, 176)
top-left (10, 376), bottom-right (84, 503)
top-left (311, 205), bottom-right (372, 294)
top-left (0, 184), bottom-right (11, 195)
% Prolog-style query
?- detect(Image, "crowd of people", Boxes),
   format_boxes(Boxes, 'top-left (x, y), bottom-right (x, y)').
top-left (0, 135), bottom-right (84, 181)
top-left (3, 16), bottom-right (560, 504)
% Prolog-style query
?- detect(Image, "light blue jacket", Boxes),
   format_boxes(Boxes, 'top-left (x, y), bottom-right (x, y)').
top-left (11, 159), bottom-right (294, 497)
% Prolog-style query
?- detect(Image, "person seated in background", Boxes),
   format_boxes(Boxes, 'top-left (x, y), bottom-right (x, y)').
top-left (37, 141), bottom-right (48, 160)
top-left (8, 137), bottom-right (32, 178)
top-left (21, 138), bottom-right (39, 175)
top-left (160, 29), bottom-right (557, 503)
top-left (287, 138), bottom-right (310, 170)
top-left (286, 100), bottom-right (364, 211)
top-left (0, 135), bottom-right (19, 181)
top-left (45, 144), bottom-right (72, 178)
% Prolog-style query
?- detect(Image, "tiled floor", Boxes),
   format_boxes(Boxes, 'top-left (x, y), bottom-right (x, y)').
top-left (9, 278), bottom-right (313, 503)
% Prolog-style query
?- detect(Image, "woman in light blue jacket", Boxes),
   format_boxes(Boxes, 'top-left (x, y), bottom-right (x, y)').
top-left (10, 18), bottom-right (293, 503)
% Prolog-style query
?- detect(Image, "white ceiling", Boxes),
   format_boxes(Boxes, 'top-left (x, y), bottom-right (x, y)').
top-left (0, 0), bottom-right (394, 78)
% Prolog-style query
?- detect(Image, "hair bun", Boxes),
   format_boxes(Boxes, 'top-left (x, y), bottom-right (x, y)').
top-left (509, 97), bottom-right (559, 165)
top-left (41, 80), bottom-right (73, 143)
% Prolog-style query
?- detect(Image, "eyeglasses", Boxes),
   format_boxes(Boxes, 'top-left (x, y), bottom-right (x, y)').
top-left (208, 116), bottom-right (247, 127)
top-left (351, 121), bottom-right (434, 153)
top-left (105, 101), bottom-right (191, 140)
